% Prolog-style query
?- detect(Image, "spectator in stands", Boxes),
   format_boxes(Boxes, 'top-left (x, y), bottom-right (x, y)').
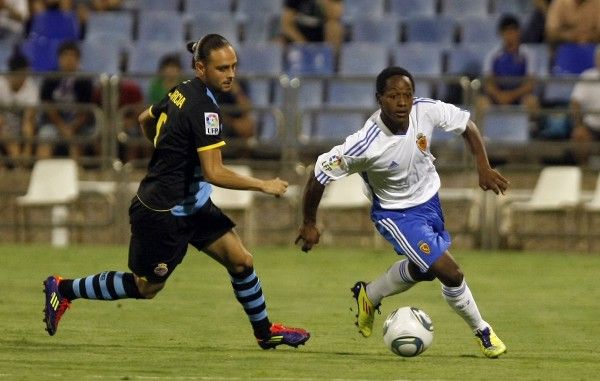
top-left (522, 0), bottom-right (552, 43)
top-left (0, 47), bottom-right (38, 168)
top-left (216, 80), bottom-right (256, 158)
top-left (281, 0), bottom-right (344, 54)
top-left (147, 53), bottom-right (184, 104)
top-left (28, 0), bottom-right (79, 40)
top-left (477, 15), bottom-right (540, 123)
top-left (545, 0), bottom-right (600, 44)
top-left (38, 40), bottom-right (94, 159)
top-left (0, 0), bottom-right (29, 42)
top-left (570, 45), bottom-right (600, 165)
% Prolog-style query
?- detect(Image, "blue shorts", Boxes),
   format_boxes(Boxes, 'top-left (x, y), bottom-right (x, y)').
top-left (371, 194), bottom-right (451, 273)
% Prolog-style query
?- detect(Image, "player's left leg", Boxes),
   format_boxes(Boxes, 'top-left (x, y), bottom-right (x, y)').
top-left (203, 229), bottom-right (310, 349)
top-left (429, 252), bottom-right (507, 358)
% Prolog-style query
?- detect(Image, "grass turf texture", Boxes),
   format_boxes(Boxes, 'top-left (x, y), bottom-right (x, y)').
top-left (1, 244), bottom-right (599, 380)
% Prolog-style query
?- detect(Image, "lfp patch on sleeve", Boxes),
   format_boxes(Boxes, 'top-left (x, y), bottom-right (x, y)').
top-left (204, 112), bottom-right (220, 135)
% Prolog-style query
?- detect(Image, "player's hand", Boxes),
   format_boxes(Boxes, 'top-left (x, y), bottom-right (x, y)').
top-left (478, 167), bottom-right (509, 195)
top-left (295, 224), bottom-right (320, 253)
top-left (261, 177), bottom-right (288, 197)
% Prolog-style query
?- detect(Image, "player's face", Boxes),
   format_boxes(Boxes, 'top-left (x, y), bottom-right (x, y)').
top-left (377, 75), bottom-right (413, 130)
top-left (197, 45), bottom-right (237, 92)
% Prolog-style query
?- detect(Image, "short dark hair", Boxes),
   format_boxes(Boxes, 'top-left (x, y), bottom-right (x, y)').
top-left (57, 40), bottom-right (80, 57)
top-left (498, 14), bottom-right (520, 32)
top-left (158, 53), bottom-right (182, 71)
top-left (186, 34), bottom-right (231, 69)
top-left (8, 46), bottom-right (29, 71)
top-left (376, 66), bottom-right (415, 95)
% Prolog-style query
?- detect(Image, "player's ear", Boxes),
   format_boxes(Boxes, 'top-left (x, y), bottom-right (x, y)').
top-left (195, 60), bottom-right (205, 75)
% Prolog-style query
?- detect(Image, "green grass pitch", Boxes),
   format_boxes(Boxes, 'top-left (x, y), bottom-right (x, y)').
top-left (1, 244), bottom-right (599, 380)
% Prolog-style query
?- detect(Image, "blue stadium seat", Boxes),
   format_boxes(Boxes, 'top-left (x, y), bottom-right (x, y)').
top-left (523, 43), bottom-right (550, 76)
top-left (137, 11), bottom-right (185, 42)
top-left (389, 0), bottom-right (437, 18)
top-left (128, 42), bottom-right (183, 74)
top-left (184, 0), bottom-right (233, 13)
top-left (445, 44), bottom-right (489, 77)
top-left (351, 16), bottom-right (400, 45)
top-left (142, 0), bottom-right (181, 11)
top-left (392, 43), bottom-right (444, 98)
top-left (404, 17), bottom-right (456, 44)
top-left (274, 78), bottom-right (324, 109)
top-left (343, 0), bottom-right (385, 22)
top-left (242, 13), bottom-right (279, 42)
top-left (285, 43), bottom-right (335, 75)
top-left (86, 11), bottom-right (133, 42)
top-left (551, 43), bottom-right (596, 75)
top-left (80, 39), bottom-right (120, 74)
top-left (309, 111), bottom-right (368, 141)
top-left (188, 12), bottom-right (239, 46)
top-left (236, 43), bottom-right (282, 75)
top-left (236, 0), bottom-right (282, 18)
top-left (543, 80), bottom-right (575, 105)
top-left (459, 16), bottom-right (500, 44)
top-left (0, 41), bottom-right (13, 71)
top-left (441, 0), bottom-right (490, 18)
top-left (326, 79), bottom-right (376, 108)
top-left (483, 109), bottom-right (530, 143)
top-left (339, 42), bottom-right (389, 76)
top-left (492, 0), bottom-right (534, 16)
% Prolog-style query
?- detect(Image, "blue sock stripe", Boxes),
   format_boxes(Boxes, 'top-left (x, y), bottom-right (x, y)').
top-left (230, 270), bottom-right (257, 285)
top-left (72, 278), bottom-right (82, 298)
top-left (234, 282), bottom-right (262, 298)
top-left (84, 276), bottom-right (97, 299)
top-left (98, 271), bottom-right (112, 300)
top-left (113, 272), bottom-right (127, 297)
top-left (248, 310), bottom-right (268, 322)
top-left (242, 295), bottom-right (266, 310)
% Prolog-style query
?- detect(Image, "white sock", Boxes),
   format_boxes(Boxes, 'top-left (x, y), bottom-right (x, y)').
top-left (366, 259), bottom-right (416, 305)
top-left (441, 279), bottom-right (488, 332)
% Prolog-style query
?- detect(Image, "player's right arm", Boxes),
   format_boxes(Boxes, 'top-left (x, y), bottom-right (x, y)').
top-left (137, 107), bottom-right (156, 142)
top-left (295, 173), bottom-right (325, 253)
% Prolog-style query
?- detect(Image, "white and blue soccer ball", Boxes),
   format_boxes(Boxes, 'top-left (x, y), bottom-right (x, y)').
top-left (383, 306), bottom-right (434, 357)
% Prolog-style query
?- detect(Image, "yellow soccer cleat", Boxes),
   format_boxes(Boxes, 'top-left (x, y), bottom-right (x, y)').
top-left (474, 326), bottom-right (507, 358)
top-left (351, 281), bottom-right (380, 338)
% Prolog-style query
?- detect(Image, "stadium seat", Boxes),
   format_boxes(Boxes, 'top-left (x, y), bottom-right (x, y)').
top-left (343, 0), bottom-right (385, 22)
top-left (441, 0), bottom-right (490, 18)
top-left (142, 0), bottom-right (181, 11)
top-left (482, 108), bottom-right (530, 144)
top-left (391, 44), bottom-right (443, 98)
top-left (285, 43), bottom-right (335, 75)
top-left (326, 79), bottom-right (376, 108)
top-left (128, 41), bottom-right (183, 74)
top-left (351, 15), bottom-right (400, 45)
top-left (86, 11), bottom-right (133, 42)
top-left (80, 39), bottom-right (120, 74)
top-left (388, 0), bottom-right (437, 18)
top-left (404, 16), bottom-right (456, 44)
top-left (523, 43), bottom-right (550, 76)
top-left (236, 43), bottom-right (282, 75)
top-left (184, 0), bottom-right (233, 13)
top-left (339, 42), bottom-right (389, 76)
top-left (551, 43), bottom-right (596, 75)
top-left (210, 165), bottom-right (255, 244)
top-left (309, 110), bottom-right (367, 141)
top-left (274, 78), bottom-right (324, 108)
top-left (492, 0), bottom-right (534, 16)
top-left (242, 13), bottom-right (279, 42)
top-left (445, 44), bottom-right (489, 77)
top-left (236, 0), bottom-right (283, 18)
top-left (459, 16), bottom-right (500, 44)
top-left (187, 12), bottom-right (240, 46)
top-left (542, 78), bottom-right (575, 105)
top-left (137, 11), bottom-right (185, 42)
top-left (16, 159), bottom-right (79, 246)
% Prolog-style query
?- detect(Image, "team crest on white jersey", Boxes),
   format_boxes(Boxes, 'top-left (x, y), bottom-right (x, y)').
top-left (416, 133), bottom-right (427, 152)
top-left (204, 112), bottom-right (220, 135)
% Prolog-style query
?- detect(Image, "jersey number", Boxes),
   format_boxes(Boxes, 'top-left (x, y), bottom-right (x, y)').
top-left (153, 112), bottom-right (168, 147)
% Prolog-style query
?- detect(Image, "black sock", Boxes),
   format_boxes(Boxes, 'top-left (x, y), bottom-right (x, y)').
top-left (229, 267), bottom-right (271, 338)
top-left (58, 271), bottom-right (142, 300)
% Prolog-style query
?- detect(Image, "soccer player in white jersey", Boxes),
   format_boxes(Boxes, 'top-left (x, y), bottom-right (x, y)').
top-left (295, 67), bottom-right (509, 358)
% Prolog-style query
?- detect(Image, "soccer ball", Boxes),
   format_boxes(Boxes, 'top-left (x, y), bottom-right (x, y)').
top-left (382, 306), bottom-right (434, 357)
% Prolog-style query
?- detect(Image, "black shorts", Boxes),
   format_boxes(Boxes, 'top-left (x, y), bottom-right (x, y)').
top-left (128, 196), bottom-right (235, 283)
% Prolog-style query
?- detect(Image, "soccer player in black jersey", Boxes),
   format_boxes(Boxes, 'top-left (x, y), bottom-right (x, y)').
top-left (42, 34), bottom-right (310, 350)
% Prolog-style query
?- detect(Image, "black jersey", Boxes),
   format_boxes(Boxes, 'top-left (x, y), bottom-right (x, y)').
top-left (137, 77), bottom-right (225, 212)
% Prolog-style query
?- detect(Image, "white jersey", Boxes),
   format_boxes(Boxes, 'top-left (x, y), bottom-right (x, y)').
top-left (314, 98), bottom-right (470, 209)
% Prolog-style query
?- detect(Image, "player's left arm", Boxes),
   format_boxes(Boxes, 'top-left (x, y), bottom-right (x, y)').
top-left (138, 107), bottom-right (156, 142)
top-left (461, 119), bottom-right (510, 194)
